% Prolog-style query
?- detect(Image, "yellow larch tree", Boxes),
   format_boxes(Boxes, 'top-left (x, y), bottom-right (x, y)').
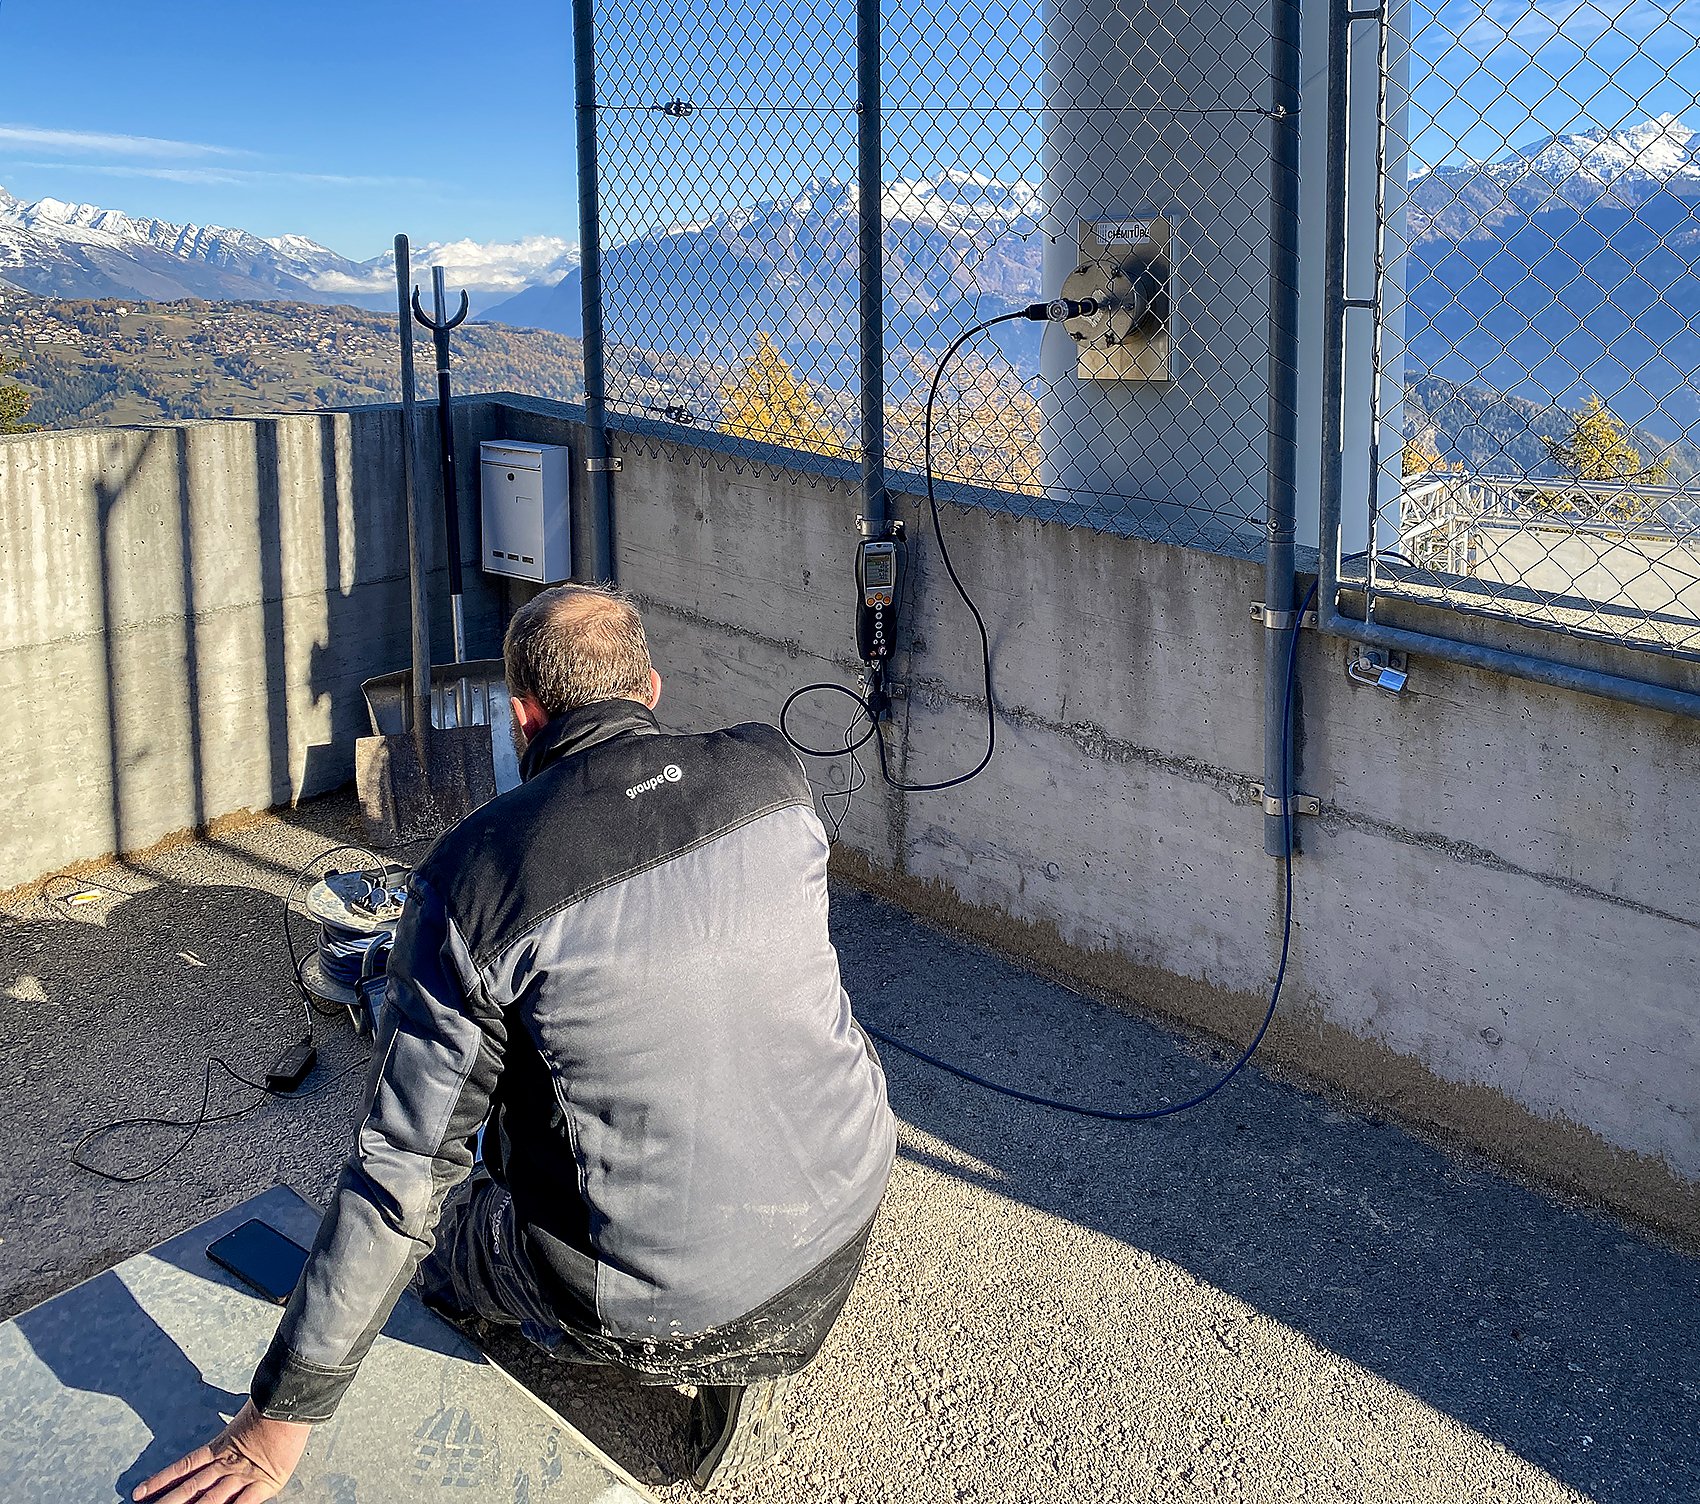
top-left (718, 333), bottom-right (840, 454)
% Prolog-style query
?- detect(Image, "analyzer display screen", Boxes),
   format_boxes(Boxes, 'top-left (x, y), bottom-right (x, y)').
top-left (864, 549), bottom-right (895, 587)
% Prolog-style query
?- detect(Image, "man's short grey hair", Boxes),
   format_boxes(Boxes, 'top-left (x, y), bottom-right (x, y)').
top-left (503, 583), bottom-right (654, 717)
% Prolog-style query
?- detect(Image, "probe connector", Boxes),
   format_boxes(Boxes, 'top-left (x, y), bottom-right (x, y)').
top-left (1024, 298), bottom-right (1101, 322)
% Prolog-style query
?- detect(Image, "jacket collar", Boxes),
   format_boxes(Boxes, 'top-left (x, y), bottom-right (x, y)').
top-left (519, 698), bottom-right (660, 781)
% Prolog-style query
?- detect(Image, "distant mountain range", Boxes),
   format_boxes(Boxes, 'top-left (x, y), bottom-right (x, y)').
top-left (1402, 114), bottom-right (1700, 443)
top-left (3, 115), bottom-right (1697, 464)
top-left (479, 172), bottom-right (1050, 389)
top-left (0, 188), bottom-right (577, 315)
top-left (1405, 114), bottom-right (1700, 241)
top-left (485, 120), bottom-right (1700, 444)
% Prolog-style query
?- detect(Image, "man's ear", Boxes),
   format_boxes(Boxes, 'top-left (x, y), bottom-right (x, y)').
top-left (646, 669), bottom-right (662, 709)
top-left (511, 694), bottom-right (550, 745)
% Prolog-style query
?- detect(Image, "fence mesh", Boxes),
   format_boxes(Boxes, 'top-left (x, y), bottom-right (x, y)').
top-left (1352, 0), bottom-right (1700, 658)
top-left (591, 0), bottom-right (1286, 552)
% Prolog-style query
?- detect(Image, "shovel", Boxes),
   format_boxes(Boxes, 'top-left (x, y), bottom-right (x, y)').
top-left (353, 234), bottom-right (497, 843)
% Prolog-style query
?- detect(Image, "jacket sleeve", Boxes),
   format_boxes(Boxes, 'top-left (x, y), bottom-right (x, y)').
top-left (249, 874), bottom-right (505, 1422)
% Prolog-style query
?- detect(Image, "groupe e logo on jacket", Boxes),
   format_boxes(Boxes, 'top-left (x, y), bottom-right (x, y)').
top-left (625, 764), bottom-right (685, 800)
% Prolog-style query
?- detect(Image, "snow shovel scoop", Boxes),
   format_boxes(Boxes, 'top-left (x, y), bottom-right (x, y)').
top-left (353, 235), bottom-right (500, 844)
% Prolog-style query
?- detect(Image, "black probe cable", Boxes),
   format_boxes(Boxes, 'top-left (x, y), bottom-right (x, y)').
top-left (70, 843), bottom-right (403, 1185)
top-left (858, 580), bottom-right (1320, 1120)
top-left (785, 299), bottom-right (1318, 1118)
top-left (71, 1053), bottom-right (373, 1185)
top-left (781, 306), bottom-right (1041, 788)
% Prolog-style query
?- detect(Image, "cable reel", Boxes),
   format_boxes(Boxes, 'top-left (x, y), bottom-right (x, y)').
top-left (299, 866), bottom-right (409, 1039)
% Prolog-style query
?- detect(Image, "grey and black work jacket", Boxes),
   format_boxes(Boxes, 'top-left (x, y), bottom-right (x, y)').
top-left (251, 699), bottom-right (897, 1421)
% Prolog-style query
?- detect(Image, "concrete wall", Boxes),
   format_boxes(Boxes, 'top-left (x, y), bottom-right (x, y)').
top-left (574, 413), bottom-right (1697, 1242)
top-left (0, 402), bottom-right (507, 890)
top-left (2, 396), bottom-right (1694, 1241)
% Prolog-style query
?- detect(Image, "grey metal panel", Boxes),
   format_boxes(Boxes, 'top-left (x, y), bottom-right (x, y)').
top-left (0, 1186), bottom-right (651, 1504)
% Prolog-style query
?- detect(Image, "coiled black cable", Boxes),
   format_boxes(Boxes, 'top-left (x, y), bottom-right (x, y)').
top-left (70, 842), bottom-right (410, 1185)
top-left (782, 306), bottom-right (1037, 789)
top-left (784, 299), bottom-right (1331, 1120)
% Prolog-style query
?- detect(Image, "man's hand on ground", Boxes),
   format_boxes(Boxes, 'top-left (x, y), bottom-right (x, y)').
top-left (132, 1401), bottom-right (310, 1503)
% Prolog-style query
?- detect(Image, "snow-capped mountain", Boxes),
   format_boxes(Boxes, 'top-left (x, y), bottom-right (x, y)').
top-left (0, 186), bottom-right (578, 313)
top-left (1404, 116), bottom-right (1700, 441)
top-left (1407, 114), bottom-right (1700, 239)
top-left (0, 185), bottom-right (366, 302)
top-left (478, 171), bottom-right (1046, 342)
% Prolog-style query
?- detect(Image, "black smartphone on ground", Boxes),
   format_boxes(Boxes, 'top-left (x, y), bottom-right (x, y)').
top-left (206, 1219), bottom-right (310, 1305)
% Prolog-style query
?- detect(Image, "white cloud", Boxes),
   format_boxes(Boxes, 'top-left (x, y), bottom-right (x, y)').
top-left (7, 160), bottom-right (434, 190)
top-left (0, 123), bottom-right (252, 160)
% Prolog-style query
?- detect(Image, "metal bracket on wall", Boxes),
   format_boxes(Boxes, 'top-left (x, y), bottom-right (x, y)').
top-left (585, 456), bottom-right (622, 473)
top-left (1250, 601), bottom-right (1318, 630)
top-left (1251, 784), bottom-right (1321, 817)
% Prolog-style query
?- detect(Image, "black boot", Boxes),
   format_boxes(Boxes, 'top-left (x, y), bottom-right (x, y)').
top-left (686, 1375), bottom-right (790, 1491)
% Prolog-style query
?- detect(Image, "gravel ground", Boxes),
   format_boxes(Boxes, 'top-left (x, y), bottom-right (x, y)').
top-left (3, 797), bottom-right (1696, 1503)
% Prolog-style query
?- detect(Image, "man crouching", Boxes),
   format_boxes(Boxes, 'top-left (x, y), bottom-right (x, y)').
top-left (137, 584), bottom-right (896, 1499)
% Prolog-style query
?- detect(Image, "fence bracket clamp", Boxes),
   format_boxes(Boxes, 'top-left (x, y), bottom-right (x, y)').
top-left (1252, 784), bottom-right (1321, 817)
top-left (585, 456), bottom-right (622, 473)
top-left (1251, 601), bottom-right (1317, 630)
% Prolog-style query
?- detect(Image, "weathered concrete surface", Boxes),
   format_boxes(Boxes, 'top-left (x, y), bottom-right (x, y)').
top-left (0, 405), bottom-right (507, 893)
top-left (2, 803), bottom-right (1695, 1503)
top-left (592, 423), bottom-right (1698, 1237)
top-left (3, 397), bottom-right (1694, 1235)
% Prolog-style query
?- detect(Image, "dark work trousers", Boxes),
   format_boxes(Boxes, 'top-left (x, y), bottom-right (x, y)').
top-left (415, 1169), bottom-right (879, 1387)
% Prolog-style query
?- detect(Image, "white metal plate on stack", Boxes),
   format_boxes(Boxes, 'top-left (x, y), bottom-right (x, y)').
top-left (0, 1186), bottom-right (651, 1504)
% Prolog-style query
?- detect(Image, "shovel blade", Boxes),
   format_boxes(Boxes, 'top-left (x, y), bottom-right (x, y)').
top-left (355, 727), bottom-right (499, 846)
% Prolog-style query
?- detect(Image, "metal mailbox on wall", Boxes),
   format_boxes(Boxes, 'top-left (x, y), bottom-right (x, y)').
top-left (480, 440), bottom-right (572, 583)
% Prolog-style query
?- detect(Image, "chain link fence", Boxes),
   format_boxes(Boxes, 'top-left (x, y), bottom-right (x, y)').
top-left (593, 0), bottom-right (860, 461)
top-left (1346, 0), bottom-right (1700, 658)
top-left (589, 0), bottom-right (1290, 553)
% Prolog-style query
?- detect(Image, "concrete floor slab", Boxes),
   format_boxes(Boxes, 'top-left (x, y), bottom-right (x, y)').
top-left (0, 1185), bottom-right (651, 1504)
top-left (2, 795), bottom-right (1696, 1502)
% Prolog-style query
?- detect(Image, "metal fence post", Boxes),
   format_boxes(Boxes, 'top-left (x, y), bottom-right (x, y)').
top-left (573, 0), bottom-right (616, 583)
top-left (1263, 0), bottom-right (1303, 857)
top-left (857, 0), bottom-right (887, 532)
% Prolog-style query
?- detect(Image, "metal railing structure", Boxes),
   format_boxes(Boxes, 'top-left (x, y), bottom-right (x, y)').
top-left (1320, 0), bottom-right (1700, 716)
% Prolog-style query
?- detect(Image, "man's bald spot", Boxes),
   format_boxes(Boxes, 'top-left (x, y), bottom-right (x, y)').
top-left (503, 583), bottom-right (656, 716)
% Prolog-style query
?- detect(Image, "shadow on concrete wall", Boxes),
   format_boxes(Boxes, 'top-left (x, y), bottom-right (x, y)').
top-left (78, 411), bottom-right (465, 866)
top-left (88, 422), bottom-right (304, 862)
top-left (92, 433), bottom-right (162, 858)
top-left (11, 399), bottom-right (518, 890)
top-left (828, 886), bottom-right (1698, 1504)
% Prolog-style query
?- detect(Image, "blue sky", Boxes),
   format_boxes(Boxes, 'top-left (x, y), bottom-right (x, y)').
top-left (0, 0), bottom-right (1693, 258)
top-left (0, 0), bottom-right (580, 257)
top-left (1406, 0), bottom-right (1700, 169)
